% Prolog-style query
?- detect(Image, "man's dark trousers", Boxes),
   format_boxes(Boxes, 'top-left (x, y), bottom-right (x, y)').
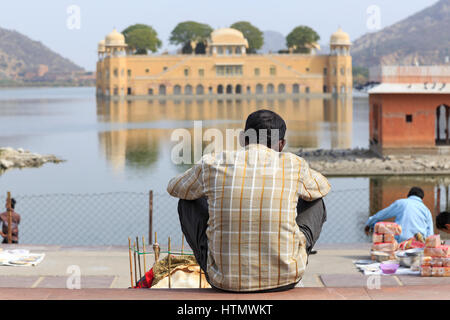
top-left (177, 197), bottom-right (327, 292)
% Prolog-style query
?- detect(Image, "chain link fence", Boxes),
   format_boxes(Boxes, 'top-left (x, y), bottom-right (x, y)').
top-left (0, 189), bottom-right (376, 246)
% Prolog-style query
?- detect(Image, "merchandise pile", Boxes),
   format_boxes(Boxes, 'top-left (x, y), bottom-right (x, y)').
top-left (371, 222), bottom-right (402, 260)
top-left (420, 235), bottom-right (450, 277)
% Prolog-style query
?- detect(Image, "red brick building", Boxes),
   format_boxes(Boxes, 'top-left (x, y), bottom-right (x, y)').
top-left (369, 66), bottom-right (450, 155)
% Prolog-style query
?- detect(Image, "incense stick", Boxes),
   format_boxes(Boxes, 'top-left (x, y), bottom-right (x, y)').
top-left (128, 237), bottom-right (134, 288)
top-left (168, 236), bottom-right (171, 289)
top-left (142, 236), bottom-right (147, 273)
top-left (136, 236), bottom-right (142, 281)
top-left (133, 240), bottom-right (137, 286)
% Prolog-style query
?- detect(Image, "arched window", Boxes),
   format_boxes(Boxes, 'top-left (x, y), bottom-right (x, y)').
top-left (159, 84), bottom-right (166, 95)
top-left (235, 84), bottom-right (242, 94)
top-left (278, 84), bottom-right (286, 94)
top-left (173, 85), bottom-right (182, 95)
top-left (196, 85), bottom-right (204, 95)
top-left (226, 84), bottom-right (233, 94)
top-left (256, 84), bottom-right (264, 94)
top-left (267, 83), bottom-right (274, 94)
top-left (292, 84), bottom-right (300, 94)
top-left (185, 84), bottom-right (193, 95)
top-left (217, 84), bottom-right (224, 94)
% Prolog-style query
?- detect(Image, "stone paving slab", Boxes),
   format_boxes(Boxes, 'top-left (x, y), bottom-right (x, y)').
top-left (397, 275), bottom-right (450, 286)
top-left (320, 274), bottom-right (400, 287)
top-left (0, 276), bottom-right (40, 288)
top-left (0, 286), bottom-right (449, 300)
top-left (37, 276), bottom-right (116, 289)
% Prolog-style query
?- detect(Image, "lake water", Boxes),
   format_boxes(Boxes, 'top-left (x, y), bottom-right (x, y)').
top-left (0, 87), bottom-right (448, 245)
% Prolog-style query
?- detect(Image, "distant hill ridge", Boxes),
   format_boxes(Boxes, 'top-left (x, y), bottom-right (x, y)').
top-left (0, 26), bottom-right (83, 81)
top-left (352, 0), bottom-right (450, 68)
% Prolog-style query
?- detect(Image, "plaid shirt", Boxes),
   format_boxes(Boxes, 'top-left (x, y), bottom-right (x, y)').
top-left (167, 144), bottom-right (331, 291)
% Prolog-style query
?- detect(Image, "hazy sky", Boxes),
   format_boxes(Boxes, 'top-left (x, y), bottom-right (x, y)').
top-left (0, 0), bottom-right (439, 70)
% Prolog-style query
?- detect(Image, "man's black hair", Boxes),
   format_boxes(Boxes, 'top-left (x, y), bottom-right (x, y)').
top-left (244, 110), bottom-right (286, 148)
top-left (407, 187), bottom-right (424, 199)
top-left (10, 198), bottom-right (16, 209)
top-left (436, 211), bottom-right (450, 230)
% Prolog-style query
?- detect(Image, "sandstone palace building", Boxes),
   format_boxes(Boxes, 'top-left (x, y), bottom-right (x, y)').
top-left (96, 27), bottom-right (352, 98)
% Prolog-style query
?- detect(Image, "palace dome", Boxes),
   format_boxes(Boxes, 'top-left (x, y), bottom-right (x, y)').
top-left (105, 29), bottom-right (126, 46)
top-left (98, 40), bottom-right (106, 52)
top-left (209, 28), bottom-right (248, 47)
top-left (330, 27), bottom-right (351, 46)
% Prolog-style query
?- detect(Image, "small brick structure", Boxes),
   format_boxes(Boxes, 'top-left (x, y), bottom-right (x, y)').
top-left (368, 66), bottom-right (450, 156)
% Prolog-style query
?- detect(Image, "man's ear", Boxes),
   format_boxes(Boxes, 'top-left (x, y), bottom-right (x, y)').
top-left (278, 139), bottom-right (286, 152)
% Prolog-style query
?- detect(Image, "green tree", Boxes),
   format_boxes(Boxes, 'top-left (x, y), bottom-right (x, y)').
top-left (122, 24), bottom-right (162, 54)
top-left (169, 21), bottom-right (213, 54)
top-left (230, 21), bottom-right (264, 54)
top-left (286, 26), bottom-right (320, 54)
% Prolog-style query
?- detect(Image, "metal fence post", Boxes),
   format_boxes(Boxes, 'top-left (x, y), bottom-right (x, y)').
top-left (149, 190), bottom-right (153, 245)
top-left (6, 192), bottom-right (12, 244)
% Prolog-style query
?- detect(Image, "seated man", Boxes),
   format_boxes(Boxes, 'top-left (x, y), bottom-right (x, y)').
top-left (167, 110), bottom-right (330, 292)
top-left (0, 198), bottom-right (21, 244)
top-left (365, 187), bottom-right (433, 242)
top-left (436, 211), bottom-right (450, 234)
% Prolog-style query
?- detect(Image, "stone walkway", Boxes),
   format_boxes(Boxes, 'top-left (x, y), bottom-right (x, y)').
top-left (0, 243), bottom-right (449, 293)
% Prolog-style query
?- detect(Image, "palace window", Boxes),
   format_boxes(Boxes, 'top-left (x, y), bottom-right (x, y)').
top-left (198, 69), bottom-right (204, 77)
top-left (127, 69), bottom-right (132, 77)
top-left (163, 66), bottom-right (168, 71)
top-left (235, 47), bottom-right (241, 55)
top-left (226, 46), bottom-right (233, 55)
top-left (270, 66), bottom-right (276, 76)
top-left (254, 68), bottom-right (260, 76)
top-left (340, 67), bottom-right (345, 76)
top-left (306, 68), bottom-right (310, 72)
top-left (305, 87), bottom-right (310, 93)
top-left (323, 68), bottom-right (328, 76)
top-left (217, 47), bottom-right (224, 55)
top-left (216, 65), bottom-right (243, 76)
top-left (406, 114), bottom-right (413, 123)
top-left (146, 69), bottom-right (150, 74)
top-left (113, 69), bottom-right (118, 77)
top-left (184, 68), bottom-right (189, 77)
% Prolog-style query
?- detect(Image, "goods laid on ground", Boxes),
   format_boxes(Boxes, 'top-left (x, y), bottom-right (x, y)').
top-left (129, 234), bottom-right (210, 289)
top-left (0, 249), bottom-right (45, 266)
top-left (371, 222), bottom-right (401, 261)
top-left (420, 234), bottom-right (450, 277)
top-left (374, 222), bottom-right (402, 235)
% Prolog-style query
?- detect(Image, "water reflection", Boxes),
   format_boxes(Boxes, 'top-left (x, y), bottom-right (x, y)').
top-left (96, 96), bottom-right (353, 173)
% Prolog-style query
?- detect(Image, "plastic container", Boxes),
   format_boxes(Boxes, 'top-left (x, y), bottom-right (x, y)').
top-left (380, 262), bottom-right (399, 274)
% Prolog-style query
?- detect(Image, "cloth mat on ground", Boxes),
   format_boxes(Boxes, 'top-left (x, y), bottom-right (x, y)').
top-left (0, 249), bottom-right (45, 267)
top-left (353, 260), bottom-right (420, 276)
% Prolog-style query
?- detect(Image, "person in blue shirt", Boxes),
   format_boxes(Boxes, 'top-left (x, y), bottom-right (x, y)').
top-left (364, 187), bottom-right (434, 242)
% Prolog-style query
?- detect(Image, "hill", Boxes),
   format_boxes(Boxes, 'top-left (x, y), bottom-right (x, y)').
top-left (352, 0), bottom-right (450, 68)
top-left (259, 30), bottom-right (286, 53)
top-left (0, 27), bottom-right (84, 83)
